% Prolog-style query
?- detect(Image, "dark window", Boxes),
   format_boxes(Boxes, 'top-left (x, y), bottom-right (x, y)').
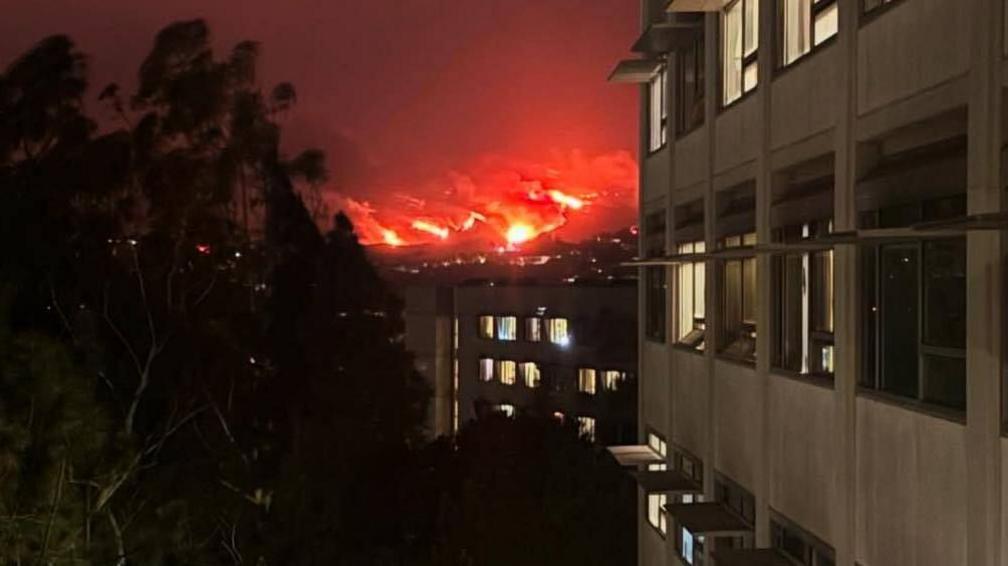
top-left (771, 513), bottom-right (836, 566)
top-left (863, 0), bottom-right (896, 13)
top-left (714, 475), bottom-right (754, 550)
top-left (720, 233), bottom-right (757, 362)
top-left (677, 34), bottom-right (705, 135)
top-left (646, 267), bottom-right (667, 342)
top-left (645, 210), bottom-right (667, 258)
top-left (861, 238), bottom-right (966, 411)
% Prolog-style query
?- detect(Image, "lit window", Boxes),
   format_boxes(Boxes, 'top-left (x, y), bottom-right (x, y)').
top-left (496, 403), bottom-right (515, 418)
top-left (673, 451), bottom-right (705, 563)
top-left (498, 360), bottom-right (517, 385)
top-left (453, 317), bottom-right (459, 350)
top-left (478, 315), bottom-right (494, 339)
top-left (577, 416), bottom-right (596, 441)
top-left (646, 432), bottom-right (668, 535)
top-left (479, 357), bottom-right (494, 382)
top-left (496, 316), bottom-right (517, 341)
top-left (720, 233), bottom-right (757, 363)
top-left (722, 0), bottom-right (759, 105)
top-left (578, 368), bottom-right (597, 395)
top-left (546, 318), bottom-right (569, 345)
top-left (520, 362), bottom-right (541, 388)
top-left (602, 370), bottom-right (625, 391)
top-left (524, 317), bottom-right (542, 342)
top-left (773, 221), bottom-right (834, 377)
top-left (781, 0), bottom-right (837, 67)
top-left (676, 241), bottom-right (706, 350)
top-left (648, 66), bottom-right (668, 152)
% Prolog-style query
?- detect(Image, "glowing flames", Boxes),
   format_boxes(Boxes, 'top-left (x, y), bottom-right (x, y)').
top-left (505, 224), bottom-right (535, 245)
top-left (330, 150), bottom-right (638, 248)
top-left (411, 219), bottom-right (450, 240)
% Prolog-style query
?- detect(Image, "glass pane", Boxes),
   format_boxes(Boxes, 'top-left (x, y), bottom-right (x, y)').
top-left (923, 239), bottom-right (966, 348)
top-left (812, 250), bottom-right (834, 333)
top-left (777, 255), bottom-right (804, 371)
top-left (783, 0), bottom-right (811, 65)
top-left (650, 71), bottom-right (664, 151)
top-left (743, 61), bottom-right (758, 92)
top-left (813, 2), bottom-right (838, 45)
top-left (744, 0), bottom-right (759, 57)
top-left (647, 267), bottom-right (667, 341)
top-left (881, 246), bottom-right (919, 399)
top-left (678, 262), bottom-right (695, 341)
top-left (694, 261), bottom-right (706, 320)
top-left (723, 1), bottom-right (743, 104)
top-left (723, 260), bottom-right (743, 342)
top-left (861, 247), bottom-right (878, 387)
top-left (742, 257), bottom-right (757, 325)
top-left (922, 354), bottom-right (966, 410)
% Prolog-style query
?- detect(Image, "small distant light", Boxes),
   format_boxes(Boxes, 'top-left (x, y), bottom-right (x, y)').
top-left (196, 244), bottom-right (211, 255)
top-left (234, 251), bottom-right (242, 258)
top-left (249, 356), bottom-right (256, 365)
top-left (558, 335), bottom-right (571, 348)
top-left (127, 239), bottom-right (138, 247)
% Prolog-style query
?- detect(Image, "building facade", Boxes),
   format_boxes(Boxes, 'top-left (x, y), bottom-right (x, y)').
top-left (405, 283), bottom-right (638, 444)
top-left (611, 0), bottom-right (1008, 565)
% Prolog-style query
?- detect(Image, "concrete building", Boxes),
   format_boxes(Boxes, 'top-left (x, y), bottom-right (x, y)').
top-left (608, 1), bottom-right (1008, 565)
top-left (404, 282), bottom-right (638, 444)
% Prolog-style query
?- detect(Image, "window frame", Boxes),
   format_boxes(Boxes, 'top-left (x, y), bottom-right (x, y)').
top-left (520, 361), bottom-right (541, 388)
top-left (777, 0), bottom-right (838, 70)
top-left (648, 66), bottom-right (669, 153)
top-left (771, 221), bottom-right (835, 380)
top-left (645, 431), bottom-right (669, 537)
top-left (478, 357), bottom-right (495, 382)
top-left (496, 315), bottom-right (518, 342)
top-left (859, 237), bottom-right (967, 414)
top-left (675, 33), bottom-right (706, 137)
top-left (524, 316), bottom-right (542, 342)
top-left (577, 368), bottom-right (598, 395)
top-left (770, 509), bottom-right (836, 566)
top-left (672, 449), bottom-right (705, 564)
top-left (546, 317), bottom-right (570, 346)
top-left (721, 0), bottom-right (760, 108)
top-left (718, 232), bottom-right (758, 364)
top-left (861, 0), bottom-right (902, 20)
top-left (477, 315), bottom-right (495, 339)
top-left (646, 266), bottom-right (668, 343)
top-left (676, 240), bottom-right (707, 352)
top-left (577, 416), bottom-right (597, 441)
top-left (497, 359), bottom-right (517, 385)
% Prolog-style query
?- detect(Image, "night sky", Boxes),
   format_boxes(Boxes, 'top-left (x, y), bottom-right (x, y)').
top-left (1, 1), bottom-right (640, 247)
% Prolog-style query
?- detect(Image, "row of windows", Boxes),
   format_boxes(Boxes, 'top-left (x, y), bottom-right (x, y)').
top-left (493, 404), bottom-right (597, 440)
top-left (646, 431), bottom-right (835, 566)
top-left (477, 315), bottom-right (569, 345)
top-left (478, 358), bottom-right (627, 393)
top-left (646, 0), bottom-right (842, 147)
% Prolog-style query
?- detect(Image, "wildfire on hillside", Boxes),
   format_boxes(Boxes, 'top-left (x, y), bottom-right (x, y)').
top-left (327, 150), bottom-right (638, 249)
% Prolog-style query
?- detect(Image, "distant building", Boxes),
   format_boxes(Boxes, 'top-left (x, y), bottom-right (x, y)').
top-left (609, 1), bottom-right (1005, 566)
top-left (404, 282), bottom-right (638, 444)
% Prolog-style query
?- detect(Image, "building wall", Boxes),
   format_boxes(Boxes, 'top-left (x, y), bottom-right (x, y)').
top-left (453, 283), bottom-right (638, 443)
top-left (628, 0), bottom-right (1007, 565)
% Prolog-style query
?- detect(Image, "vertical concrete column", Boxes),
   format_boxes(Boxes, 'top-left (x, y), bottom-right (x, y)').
top-left (966, 1), bottom-right (1003, 565)
top-left (752, 0), bottom-right (776, 549)
top-left (702, 11), bottom-right (720, 566)
top-left (831, 1), bottom-right (859, 566)
top-left (637, 9), bottom-right (651, 566)
top-left (664, 46), bottom-right (680, 566)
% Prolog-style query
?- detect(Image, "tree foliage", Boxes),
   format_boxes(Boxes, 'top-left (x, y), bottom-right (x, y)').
top-left (0, 20), bottom-right (635, 566)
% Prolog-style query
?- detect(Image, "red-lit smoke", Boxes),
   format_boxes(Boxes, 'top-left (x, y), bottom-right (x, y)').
top-left (327, 149), bottom-right (637, 248)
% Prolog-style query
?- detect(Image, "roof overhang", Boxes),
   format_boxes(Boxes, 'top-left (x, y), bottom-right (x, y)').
top-left (667, 0), bottom-right (728, 12)
top-left (712, 549), bottom-right (795, 566)
top-left (608, 59), bottom-right (662, 84)
top-left (662, 502), bottom-right (753, 536)
top-left (631, 469), bottom-right (703, 494)
top-left (607, 444), bottom-right (664, 466)
top-left (632, 22), bottom-right (703, 54)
